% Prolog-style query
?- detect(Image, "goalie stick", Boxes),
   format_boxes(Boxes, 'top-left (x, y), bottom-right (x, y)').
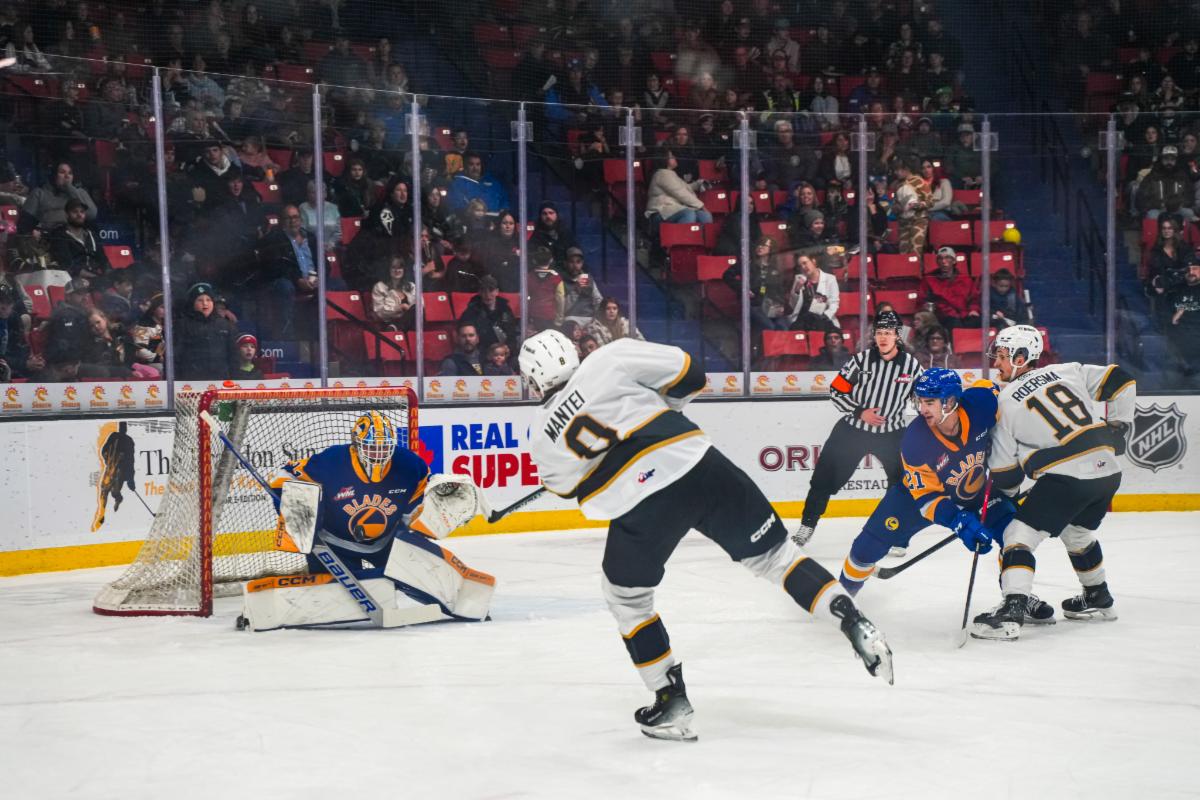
top-left (199, 410), bottom-right (439, 629)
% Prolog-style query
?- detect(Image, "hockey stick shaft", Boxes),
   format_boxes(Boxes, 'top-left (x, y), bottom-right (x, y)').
top-left (131, 486), bottom-right (156, 517)
top-left (199, 410), bottom-right (389, 627)
top-left (956, 477), bottom-right (993, 647)
top-left (875, 532), bottom-right (956, 579)
top-left (486, 486), bottom-right (547, 523)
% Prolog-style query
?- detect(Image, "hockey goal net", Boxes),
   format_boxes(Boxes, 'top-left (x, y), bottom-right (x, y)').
top-left (93, 386), bottom-right (418, 616)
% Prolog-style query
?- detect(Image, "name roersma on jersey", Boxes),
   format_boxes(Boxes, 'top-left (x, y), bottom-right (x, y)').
top-left (1010, 370), bottom-right (1063, 402)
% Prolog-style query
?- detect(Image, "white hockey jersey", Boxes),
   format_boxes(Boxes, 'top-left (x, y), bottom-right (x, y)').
top-left (527, 338), bottom-right (711, 520)
top-left (989, 362), bottom-right (1136, 490)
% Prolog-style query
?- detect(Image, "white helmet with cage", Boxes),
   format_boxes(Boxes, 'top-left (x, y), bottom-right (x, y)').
top-left (988, 324), bottom-right (1043, 365)
top-left (519, 330), bottom-right (580, 395)
top-left (351, 410), bottom-right (396, 482)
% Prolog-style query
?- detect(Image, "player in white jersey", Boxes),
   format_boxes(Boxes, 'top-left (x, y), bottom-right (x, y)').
top-left (972, 325), bottom-right (1135, 641)
top-left (519, 330), bottom-right (893, 742)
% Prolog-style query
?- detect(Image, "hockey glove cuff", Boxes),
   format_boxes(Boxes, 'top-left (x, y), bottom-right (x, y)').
top-left (1106, 421), bottom-right (1130, 457)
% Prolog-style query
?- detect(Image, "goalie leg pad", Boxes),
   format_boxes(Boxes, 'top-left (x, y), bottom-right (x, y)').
top-left (242, 575), bottom-right (397, 631)
top-left (384, 532), bottom-right (495, 621)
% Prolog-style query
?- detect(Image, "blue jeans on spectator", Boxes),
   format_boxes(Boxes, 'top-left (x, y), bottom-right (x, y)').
top-left (666, 208), bottom-right (714, 224)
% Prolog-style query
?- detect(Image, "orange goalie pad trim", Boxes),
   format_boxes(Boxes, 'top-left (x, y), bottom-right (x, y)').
top-left (245, 574), bottom-right (334, 592)
top-left (441, 549), bottom-right (497, 587)
top-left (273, 517), bottom-right (300, 553)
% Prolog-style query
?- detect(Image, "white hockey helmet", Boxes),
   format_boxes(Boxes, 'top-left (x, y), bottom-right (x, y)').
top-left (988, 324), bottom-right (1043, 364)
top-left (519, 329), bottom-right (580, 395)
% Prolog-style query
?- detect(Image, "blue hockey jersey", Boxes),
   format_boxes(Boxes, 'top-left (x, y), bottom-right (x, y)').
top-left (900, 384), bottom-right (998, 528)
top-left (275, 444), bottom-right (429, 551)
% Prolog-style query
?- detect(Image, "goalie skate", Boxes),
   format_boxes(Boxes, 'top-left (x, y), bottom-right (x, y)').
top-left (635, 664), bottom-right (697, 743)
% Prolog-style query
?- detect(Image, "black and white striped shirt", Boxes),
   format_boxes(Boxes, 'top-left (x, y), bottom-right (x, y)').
top-left (829, 347), bottom-right (923, 433)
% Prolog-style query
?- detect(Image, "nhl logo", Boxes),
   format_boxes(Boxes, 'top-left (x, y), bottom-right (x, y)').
top-left (1127, 403), bottom-right (1188, 473)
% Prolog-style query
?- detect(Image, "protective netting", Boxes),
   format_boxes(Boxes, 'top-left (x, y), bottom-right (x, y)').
top-left (93, 387), bottom-right (417, 616)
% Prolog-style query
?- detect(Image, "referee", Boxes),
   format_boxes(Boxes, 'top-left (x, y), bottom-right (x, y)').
top-left (793, 311), bottom-right (923, 545)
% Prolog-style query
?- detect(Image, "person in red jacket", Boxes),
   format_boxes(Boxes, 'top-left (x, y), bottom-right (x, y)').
top-left (526, 247), bottom-right (565, 332)
top-left (920, 246), bottom-right (981, 329)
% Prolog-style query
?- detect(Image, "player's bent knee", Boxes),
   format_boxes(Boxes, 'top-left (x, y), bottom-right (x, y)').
top-left (600, 575), bottom-right (657, 632)
top-left (1059, 523), bottom-right (1098, 552)
top-left (1000, 519), bottom-right (1048, 552)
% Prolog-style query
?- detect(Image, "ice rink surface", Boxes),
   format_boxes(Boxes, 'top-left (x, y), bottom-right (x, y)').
top-left (3, 512), bottom-right (1199, 800)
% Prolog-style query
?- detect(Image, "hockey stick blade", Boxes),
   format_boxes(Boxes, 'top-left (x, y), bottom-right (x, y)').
top-left (486, 486), bottom-right (547, 523)
top-left (875, 532), bottom-right (957, 579)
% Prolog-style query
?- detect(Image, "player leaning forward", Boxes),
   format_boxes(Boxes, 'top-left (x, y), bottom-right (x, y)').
top-left (971, 325), bottom-right (1134, 641)
top-left (519, 331), bottom-right (894, 742)
top-left (239, 411), bottom-right (496, 630)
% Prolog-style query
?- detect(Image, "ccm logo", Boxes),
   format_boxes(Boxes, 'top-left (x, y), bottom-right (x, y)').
top-left (317, 552), bottom-right (379, 613)
top-left (750, 513), bottom-right (777, 543)
top-left (278, 575), bottom-right (320, 587)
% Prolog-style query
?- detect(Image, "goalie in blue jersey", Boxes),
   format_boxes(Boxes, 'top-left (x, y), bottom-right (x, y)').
top-left (239, 411), bottom-right (496, 631)
top-left (836, 369), bottom-right (1055, 624)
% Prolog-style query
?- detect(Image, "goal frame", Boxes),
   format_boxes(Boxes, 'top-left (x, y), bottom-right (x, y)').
top-left (93, 385), bottom-right (419, 617)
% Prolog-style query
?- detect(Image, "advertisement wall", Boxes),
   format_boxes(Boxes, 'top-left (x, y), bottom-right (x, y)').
top-left (1, 395), bottom-right (1196, 576)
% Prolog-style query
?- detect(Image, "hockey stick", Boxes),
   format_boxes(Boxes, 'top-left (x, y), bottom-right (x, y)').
top-left (875, 532), bottom-right (957, 579)
top-left (486, 486), bottom-right (547, 523)
top-left (956, 477), bottom-right (993, 648)
top-left (130, 486), bottom-right (157, 518)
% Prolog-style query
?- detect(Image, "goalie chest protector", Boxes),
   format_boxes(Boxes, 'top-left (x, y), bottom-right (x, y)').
top-left (282, 444), bottom-right (429, 544)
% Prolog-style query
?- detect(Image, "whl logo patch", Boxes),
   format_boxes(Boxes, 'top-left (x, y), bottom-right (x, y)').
top-left (1128, 403), bottom-right (1187, 473)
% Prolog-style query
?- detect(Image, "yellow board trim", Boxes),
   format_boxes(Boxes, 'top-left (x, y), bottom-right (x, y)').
top-left (4, 494), bottom-right (1198, 577)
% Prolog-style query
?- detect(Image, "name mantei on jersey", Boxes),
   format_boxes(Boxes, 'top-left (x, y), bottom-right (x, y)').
top-left (543, 389), bottom-right (587, 442)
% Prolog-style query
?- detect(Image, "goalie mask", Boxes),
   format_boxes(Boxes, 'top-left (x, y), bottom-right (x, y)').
top-left (352, 411), bottom-right (396, 482)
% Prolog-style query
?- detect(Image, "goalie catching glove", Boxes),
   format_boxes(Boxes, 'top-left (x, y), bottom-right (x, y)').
top-left (409, 474), bottom-right (494, 539)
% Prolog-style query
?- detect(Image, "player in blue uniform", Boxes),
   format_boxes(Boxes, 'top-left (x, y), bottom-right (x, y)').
top-left (838, 369), bottom-right (1013, 596)
top-left (274, 411), bottom-right (430, 573)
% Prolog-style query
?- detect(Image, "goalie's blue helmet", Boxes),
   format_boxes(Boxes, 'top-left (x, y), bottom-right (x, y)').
top-left (914, 368), bottom-right (962, 402)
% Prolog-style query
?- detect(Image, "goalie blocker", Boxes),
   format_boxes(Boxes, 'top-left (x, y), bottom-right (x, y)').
top-left (242, 474), bottom-right (496, 631)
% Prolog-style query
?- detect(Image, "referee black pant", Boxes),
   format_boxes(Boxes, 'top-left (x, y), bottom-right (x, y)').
top-left (802, 418), bottom-right (905, 527)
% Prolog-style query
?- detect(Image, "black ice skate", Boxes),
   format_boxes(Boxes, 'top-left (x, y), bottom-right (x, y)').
top-left (971, 594), bottom-right (1026, 641)
top-left (1062, 582), bottom-right (1117, 621)
top-left (635, 664), bottom-right (697, 742)
top-left (830, 594), bottom-right (895, 685)
top-left (1024, 594), bottom-right (1056, 625)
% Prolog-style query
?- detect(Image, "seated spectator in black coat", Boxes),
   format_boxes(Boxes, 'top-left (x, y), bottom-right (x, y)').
top-left (80, 308), bottom-right (134, 378)
top-left (1146, 215), bottom-right (1189, 300)
top-left (809, 329), bottom-right (852, 371)
top-left (445, 236), bottom-right (487, 292)
top-left (48, 199), bottom-right (111, 279)
top-left (189, 142), bottom-right (240, 211)
top-left (439, 320), bottom-right (483, 376)
top-left (253, 206), bottom-right (319, 339)
top-left (528, 202), bottom-right (579, 272)
top-left (0, 284), bottom-right (42, 380)
top-left (457, 275), bottom-right (518, 354)
top-left (44, 278), bottom-right (93, 366)
top-left (367, 177), bottom-right (415, 239)
top-left (1168, 260), bottom-right (1200, 376)
top-left (478, 210), bottom-right (523, 292)
top-left (988, 269), bottom-right (1031, 329)
top-left (174, 282), bottom-right (239, 380)
top-left (335, 158), bottom-right (376, 218)
top-left (277, 150), bottom-right (316, 208)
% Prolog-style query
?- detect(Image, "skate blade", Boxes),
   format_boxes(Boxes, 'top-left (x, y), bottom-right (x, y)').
top-left (869, 645), bottom-right (895, 686)
top-left (640, 716), bottom-right (698, 742)
top-left (1024, 615), bottom-right (1056, 626)
top-left (970, 621), bottom-right (1020, 641)
top-left (1063, 608), bottom-right (1118, 622)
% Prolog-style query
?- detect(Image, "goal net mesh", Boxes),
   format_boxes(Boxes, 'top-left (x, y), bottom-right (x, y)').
top-left (93, 387), bottom-right (417, 616)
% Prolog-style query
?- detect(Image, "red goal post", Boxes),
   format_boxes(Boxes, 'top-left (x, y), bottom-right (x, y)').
top-left (93, 386), bottom-right (419, 617)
